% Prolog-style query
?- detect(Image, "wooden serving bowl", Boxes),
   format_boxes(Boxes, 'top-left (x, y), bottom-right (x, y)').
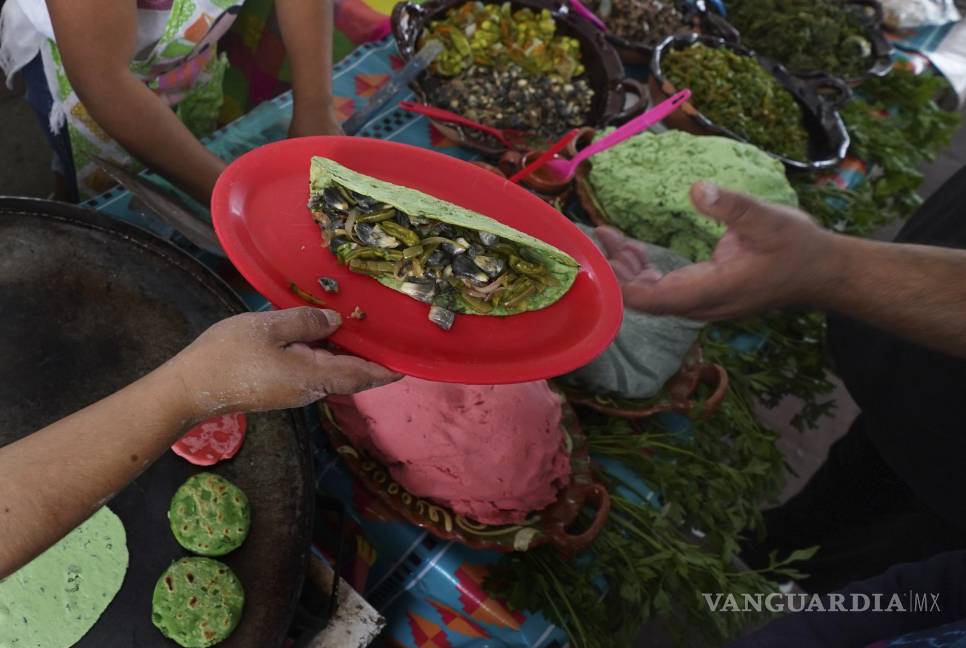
top-left (558, 345), bottom-right (730, 420)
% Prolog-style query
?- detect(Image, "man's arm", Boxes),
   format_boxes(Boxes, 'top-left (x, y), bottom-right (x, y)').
top-left (45, 0), bottom-right (226, 203)
top-left (596, 182), bottom-right (966, 359)
top-left (0, 308), bottom-right (399, 578)
top-left (276, 0), bottom-right (343, 137)
top-left (822, 236), bottom-right (966, 357)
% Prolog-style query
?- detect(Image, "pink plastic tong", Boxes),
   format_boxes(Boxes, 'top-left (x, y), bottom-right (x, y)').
top-left (399, 101), bottom-right (536, 149)
top-left (534, 89), bottom-right (691, 183)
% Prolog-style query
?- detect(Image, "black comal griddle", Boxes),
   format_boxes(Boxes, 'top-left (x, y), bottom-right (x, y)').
top-left (0, 197), bottom-right (313, 647)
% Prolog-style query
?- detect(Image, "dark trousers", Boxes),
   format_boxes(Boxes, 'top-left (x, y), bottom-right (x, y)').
top-left (742, 416), bottom-right (966, 593)
top-left (742, 164), bottom-right (966, 593)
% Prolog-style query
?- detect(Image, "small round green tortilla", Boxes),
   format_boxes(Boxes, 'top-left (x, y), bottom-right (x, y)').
top-left (168, 472), bottom-right (250, 556)
top-left (0, 506), bottom-right (128, 648)
top-left (151, 557), bottom-right (244, 648)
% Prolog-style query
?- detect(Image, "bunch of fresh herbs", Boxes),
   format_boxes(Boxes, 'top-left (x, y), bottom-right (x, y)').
top-left (487, 391), bottom-right (813, 647)
top-left (703, 312), bottom-right (836, 433)
top-left (795, 69), bottom-right (961, 236)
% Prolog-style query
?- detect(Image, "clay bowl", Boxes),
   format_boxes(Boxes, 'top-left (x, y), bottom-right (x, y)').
top-left (318, 397), bottom-right (610, 557)
top-left (498, 150), bottom-right (574, 196)
top-left (559, 126), bottom-right (625, 230)
top-left (391, 0), bottom-right (649, 157)
top-left (470, 158), bottom-right (575, 205)
top-left (557, 343), bottom-right (730, 420)
top-left (647, 34), bottom-right (852, 172)
top-left (489, 126), bottom-right (596, 199)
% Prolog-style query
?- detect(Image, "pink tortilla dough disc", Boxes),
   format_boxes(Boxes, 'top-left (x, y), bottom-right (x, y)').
top-left (171, 413), bottom-right (247, 466)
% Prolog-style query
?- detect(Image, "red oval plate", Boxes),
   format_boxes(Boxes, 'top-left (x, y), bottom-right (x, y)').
top-left (211, 136), bottom-right (622, 384)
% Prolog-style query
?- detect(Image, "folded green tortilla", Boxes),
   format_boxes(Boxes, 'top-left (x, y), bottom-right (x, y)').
top-left (309, 157), bottom-right (579, 316)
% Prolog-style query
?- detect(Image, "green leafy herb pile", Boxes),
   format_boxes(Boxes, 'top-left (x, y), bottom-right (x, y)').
top-left (662, 43), bottom-right (809, 161)
top-left (795, 69), bottom-right (962, 235)
top-left (726, 0), bottom-right (875, 78)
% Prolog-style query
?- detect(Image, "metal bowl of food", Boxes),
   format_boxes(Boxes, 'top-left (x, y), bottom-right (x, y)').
top-left (576, 0), bottom-right (736, 66)
top-left (392, 0), bottom-right (649, 155)
top-left (649, 34), bottom-right (851, 172)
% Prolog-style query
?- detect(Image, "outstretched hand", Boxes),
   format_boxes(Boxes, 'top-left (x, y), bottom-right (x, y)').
top-left (170, 307), bottom-right (400, 419)
top-left (596, 182), bottom-right (842, 321)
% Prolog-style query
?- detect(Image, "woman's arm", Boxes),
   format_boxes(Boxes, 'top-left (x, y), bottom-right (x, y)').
top-left (276, 0), bottom-right (343, 137)
top-left (45, 0), bottom-right (226, 203)
top-left (597, 182), bottom-right (966, 359)
top-left (0, 308), bottom-right (399, 578)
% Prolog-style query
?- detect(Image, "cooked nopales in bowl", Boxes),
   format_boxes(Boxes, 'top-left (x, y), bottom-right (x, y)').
top-left (327, 378), bottom-right (573, 525)
top-left (308, 157), bottom-right (580, 331)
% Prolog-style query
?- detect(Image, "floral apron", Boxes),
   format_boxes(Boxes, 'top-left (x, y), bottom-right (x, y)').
top-left (41, 0), bottom-right (245, 197)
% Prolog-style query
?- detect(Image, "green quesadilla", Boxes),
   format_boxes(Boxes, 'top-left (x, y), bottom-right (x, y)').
top-left (308, 157), bottom-right (579, 330)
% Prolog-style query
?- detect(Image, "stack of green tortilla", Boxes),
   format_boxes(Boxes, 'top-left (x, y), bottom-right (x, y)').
top-left (587, 130), bottom-right (799, 261)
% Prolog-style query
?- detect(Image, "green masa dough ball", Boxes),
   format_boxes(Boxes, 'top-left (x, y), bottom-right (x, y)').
top-left (588, 130), bottom-right (798, 261)
top-left (151, 557), bottom-right (244, 648)
top-left (168, 472), bottom-right (250, 556)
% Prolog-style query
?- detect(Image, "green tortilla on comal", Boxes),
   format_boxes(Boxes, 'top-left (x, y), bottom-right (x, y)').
top-left (0, 506), bottom-right (128, 648)
top-left (168, 472), bottom-right (250, 557)
top-left (151, 557), bottom-right (244, 648)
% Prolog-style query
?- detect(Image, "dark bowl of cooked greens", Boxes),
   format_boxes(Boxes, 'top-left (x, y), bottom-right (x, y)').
top-left (577, 0), bottom-right (738, 66)
top-left (649, 34), bottom-right (851, 172)
top-left (703, 0), bottom-right (893, 82)
top-left (392, 0), bottom-right (648, 156)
